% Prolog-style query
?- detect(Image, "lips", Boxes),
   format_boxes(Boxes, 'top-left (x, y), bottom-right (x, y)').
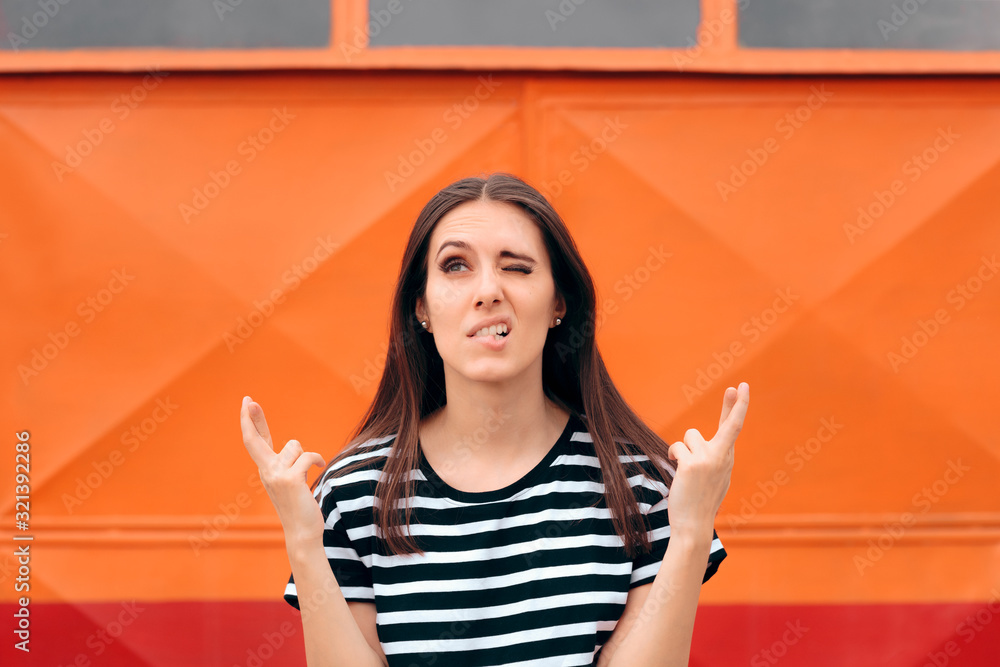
top-left (467, 316), bottom-right (512, 338)
top-left (471, 327), bottom-right (509, 350)
top-left (471, 323), bottom-right (509, 339)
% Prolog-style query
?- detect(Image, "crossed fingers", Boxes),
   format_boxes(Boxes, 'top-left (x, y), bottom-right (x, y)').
top-left (668, 382), bottom-right (750, 462)
top-left (240, 396), bottom-right (324, 475)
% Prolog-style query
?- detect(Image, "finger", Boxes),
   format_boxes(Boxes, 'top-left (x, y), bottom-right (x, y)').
top-left (247, 399), bottom-right (273, 447)
top-left (718, 382), bottom-right (750, 443)
top-left (240, 396), bottom-right (275, 465)
top-left (667, 441), bottom-right (691, 462)
top-left (277, 439), bottom-right (304, 466)
top-left (719, 386), bottom-right (737, 431)
top-left (683, 428), bottom-right (705, 448)
top-left (289, 451), bottom-right (327, 482)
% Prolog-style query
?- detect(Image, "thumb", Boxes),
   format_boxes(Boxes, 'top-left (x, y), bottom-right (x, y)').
top-left (290, 451), bottom-right (327, 478)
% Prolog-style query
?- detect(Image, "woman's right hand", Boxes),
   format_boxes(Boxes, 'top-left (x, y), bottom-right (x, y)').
top-left (240, 396), bottom-right (327, 546)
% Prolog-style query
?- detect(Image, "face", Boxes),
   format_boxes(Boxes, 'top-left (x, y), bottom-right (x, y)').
top-left (415, 199), bottom-right (566, 386)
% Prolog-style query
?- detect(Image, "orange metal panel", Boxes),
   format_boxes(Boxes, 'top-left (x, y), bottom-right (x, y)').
top-left (1, 72), bottom-right (998, 612)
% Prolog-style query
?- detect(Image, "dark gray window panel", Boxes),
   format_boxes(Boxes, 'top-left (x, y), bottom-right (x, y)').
top-left (2, 0), bottom-right (329, 50)
top-left (366, 0), bottom-right (700, 48)
top-left (739, 0), bottom-right (1000, 50)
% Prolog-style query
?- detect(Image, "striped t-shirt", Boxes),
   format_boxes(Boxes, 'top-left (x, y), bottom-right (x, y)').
top-left (284, 412), bottom-right (727, 666)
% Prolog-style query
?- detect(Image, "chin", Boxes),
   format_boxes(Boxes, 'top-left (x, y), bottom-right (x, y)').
top-left (453, 362), bottom-right (521, 383)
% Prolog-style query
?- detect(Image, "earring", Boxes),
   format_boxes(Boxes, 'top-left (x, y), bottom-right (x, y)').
top-left (555, 318), bottom-right (562, 326)
top-left (421, 321), bottom-right (428, 329)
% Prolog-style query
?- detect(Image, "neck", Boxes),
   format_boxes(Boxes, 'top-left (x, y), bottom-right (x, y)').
top-left (427, 365), bottom-right (568, 464)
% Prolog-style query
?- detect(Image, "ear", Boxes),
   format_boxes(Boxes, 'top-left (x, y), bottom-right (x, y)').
top-left (555, 291), bottom-right (567, 320)
top-left (415, 296), bottom-right (428, 328)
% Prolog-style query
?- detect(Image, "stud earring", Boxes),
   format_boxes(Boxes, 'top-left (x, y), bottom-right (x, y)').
top-left (421, 321), bottom-right (428, 329)
top-left (555, 318), bottom-right (562, 326)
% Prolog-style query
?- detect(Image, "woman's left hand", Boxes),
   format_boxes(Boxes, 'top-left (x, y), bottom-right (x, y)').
top-left (665, 382), bottom-right (750, 538)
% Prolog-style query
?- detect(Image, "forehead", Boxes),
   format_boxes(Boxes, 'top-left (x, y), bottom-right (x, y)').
top-left (430, 200), bottom-right (545, 252)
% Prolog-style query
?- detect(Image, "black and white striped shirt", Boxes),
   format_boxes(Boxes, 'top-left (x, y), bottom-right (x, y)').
top-left (284, 412), bottom-right (727, 666)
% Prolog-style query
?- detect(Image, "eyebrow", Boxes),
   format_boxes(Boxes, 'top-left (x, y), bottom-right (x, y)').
top-left (435, 239), bottom-right (537, 264)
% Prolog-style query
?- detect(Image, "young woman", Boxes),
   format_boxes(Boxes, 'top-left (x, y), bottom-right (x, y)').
top-left (240, 172), bottom-right (750, 667)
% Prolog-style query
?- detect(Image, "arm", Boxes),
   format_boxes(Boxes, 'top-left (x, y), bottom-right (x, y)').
top-left (287, 536), bottom-right (387, 667)
top-left (240, 396), bottom-right (387, 667)
top-left (600, 382), bottom-right (749, 667)
top-left (597, 528), bottom-right (713, 667)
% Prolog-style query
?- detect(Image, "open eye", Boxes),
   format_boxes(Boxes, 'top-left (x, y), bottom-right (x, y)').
top-left (441, 257), bottom-right (468, 272)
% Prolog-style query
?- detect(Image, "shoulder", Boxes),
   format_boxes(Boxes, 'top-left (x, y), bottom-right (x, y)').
top-left (573, 414), bottom-right (673, 502)
top-left (314, 432), bottom-right (398, 503)
top-left (572, 413), bottom-right (670, 467)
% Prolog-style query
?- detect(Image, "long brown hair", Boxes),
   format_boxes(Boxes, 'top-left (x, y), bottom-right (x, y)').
top-left (313, 172), bottom-right (675, 560)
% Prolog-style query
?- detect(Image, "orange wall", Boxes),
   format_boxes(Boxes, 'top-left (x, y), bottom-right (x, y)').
top-left (2, 72), bottom-right (998, 617)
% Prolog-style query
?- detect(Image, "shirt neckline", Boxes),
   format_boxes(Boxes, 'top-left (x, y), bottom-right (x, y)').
top-left (416, 412), bottom-right (582, 503)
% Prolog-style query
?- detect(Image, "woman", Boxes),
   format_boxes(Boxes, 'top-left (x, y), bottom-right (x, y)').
top-left (240, 172), bottom-right (750, 667)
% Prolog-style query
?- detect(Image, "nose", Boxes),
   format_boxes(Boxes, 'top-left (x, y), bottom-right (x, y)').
top-left (474, 265), bottom-right (503, 307)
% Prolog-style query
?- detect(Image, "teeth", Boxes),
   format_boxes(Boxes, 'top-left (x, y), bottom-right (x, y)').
top-left (474, 323), bottom-right (509, 337)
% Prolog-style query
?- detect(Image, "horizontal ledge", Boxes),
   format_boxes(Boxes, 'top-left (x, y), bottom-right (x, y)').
top-left (4, 530), bottom-right (999, 547)
top-left (22, 516), bottom-right (283, 530)
top-left (16, 512), bottom-right (1000, 530)
top-left (2, 48), bottom-right (1000, 74)
top-left (717, 512), bottom-right (1000, 528)
top-left (2, 513), bottom-right (998, 546)
top-left (2, 90), bottom-right (998, 107)
top-left (721, 528), bottom-right (1000, 545)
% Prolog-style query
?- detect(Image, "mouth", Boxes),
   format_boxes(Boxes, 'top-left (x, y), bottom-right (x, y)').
top-left (469, 323), bottom-right (510, 342)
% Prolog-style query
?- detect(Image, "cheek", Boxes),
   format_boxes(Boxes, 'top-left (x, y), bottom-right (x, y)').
top-left (426, 283), bottom-right (461, 318)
